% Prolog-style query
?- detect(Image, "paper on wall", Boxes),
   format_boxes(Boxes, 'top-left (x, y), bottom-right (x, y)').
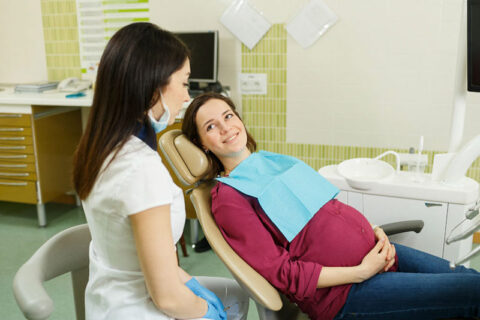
top-left (286, 0), bottom-right (338, 48)
top-left (220, 0), bottom-right (271, 50)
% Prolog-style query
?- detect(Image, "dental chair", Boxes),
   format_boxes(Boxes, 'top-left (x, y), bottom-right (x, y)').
top-left (159, 129), bottom-right (425, 320)
top-left (13, 223), bottom-right (90, 320)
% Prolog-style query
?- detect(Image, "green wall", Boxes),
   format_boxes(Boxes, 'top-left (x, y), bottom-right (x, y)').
top-left (41, 0), bottom-right (81, 80)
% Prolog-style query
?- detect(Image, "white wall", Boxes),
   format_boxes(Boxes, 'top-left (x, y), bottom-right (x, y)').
top-left (149, 0), bottom-right (243, 107)
top-left (286, 0), bottom-right (480, 151)
top-left (0, 0), bottom-right (47, 83)
top-left (1, 0), bottom-right (479, 152)
top-left (148, 0), bottom-right (311, 111)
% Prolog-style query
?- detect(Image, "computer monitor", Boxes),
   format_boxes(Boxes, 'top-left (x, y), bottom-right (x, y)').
top-left (468, 0), bottom-right (480, 92)
top-left (175, 31), bottom-right (219, 84)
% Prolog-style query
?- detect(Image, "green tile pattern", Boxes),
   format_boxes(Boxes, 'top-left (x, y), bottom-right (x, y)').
top-left (40, 0), bottom-right (82, 81)
top-left (241, 24), bottom-right (480, 182)
top-left (40, 0), bottom-right (150, 80)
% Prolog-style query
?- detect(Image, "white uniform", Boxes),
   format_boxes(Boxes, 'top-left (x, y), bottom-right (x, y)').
top-left (82, 136), bottom-right (185, 320)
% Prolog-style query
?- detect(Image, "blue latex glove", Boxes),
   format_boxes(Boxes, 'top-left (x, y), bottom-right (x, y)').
top-left (185, 277), bottom-right (227, 320)
top-left (204, 299), bottom-right (226, 320)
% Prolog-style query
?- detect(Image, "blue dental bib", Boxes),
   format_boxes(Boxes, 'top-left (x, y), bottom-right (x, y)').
top-left (216, 151), bottom-right (339, 242)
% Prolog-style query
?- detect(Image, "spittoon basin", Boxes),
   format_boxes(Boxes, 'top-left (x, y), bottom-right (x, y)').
top-left (337, 158), bottom-right (395, 190)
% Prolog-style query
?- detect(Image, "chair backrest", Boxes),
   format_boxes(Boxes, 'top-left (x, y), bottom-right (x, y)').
top-left (13, 223), bottom-right (91, 320)
top-left (159, 129), bottom-right (284, 311)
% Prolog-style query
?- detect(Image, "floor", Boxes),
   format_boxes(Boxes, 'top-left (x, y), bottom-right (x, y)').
top-left (2, 201), bottom-right (480, 320)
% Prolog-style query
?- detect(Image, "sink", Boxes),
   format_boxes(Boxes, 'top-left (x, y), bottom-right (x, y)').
top-left (337, 158), bottom-right (395, 190)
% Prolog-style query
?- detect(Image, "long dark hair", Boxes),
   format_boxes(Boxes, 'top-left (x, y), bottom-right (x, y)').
top-left (73, 22), bottom-right (190, 199)
top-left (182, 92), bottom-right (257, 179)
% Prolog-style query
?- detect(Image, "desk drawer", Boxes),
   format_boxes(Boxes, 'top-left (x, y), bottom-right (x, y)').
top-left (0, 135), bottom-right (33, 145)
top-left (0, 153), bottom-right (35, 163)
top-left (0, 127), bottom-right (33, 136)
top-left (0, 162), bottom-right (35, 172)
top-left (0, 179), bottom-right (37, 204)
top-left (0, 171), bottom-right (36, 181)
top-left (0, 144), bottom-right (34, 154)
top-left (0, 114), bottom-right (31, 126)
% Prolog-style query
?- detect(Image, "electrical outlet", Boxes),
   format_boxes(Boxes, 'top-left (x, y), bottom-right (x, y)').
top-left (239, 73), bottom-right (267, 95)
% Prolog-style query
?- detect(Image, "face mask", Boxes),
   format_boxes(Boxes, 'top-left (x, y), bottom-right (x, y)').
top-left (148, 93), bottom-right (170, 133)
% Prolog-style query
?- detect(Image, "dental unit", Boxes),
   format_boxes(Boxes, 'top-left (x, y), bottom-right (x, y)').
top-left (319, 1), bottom-right (480, 269)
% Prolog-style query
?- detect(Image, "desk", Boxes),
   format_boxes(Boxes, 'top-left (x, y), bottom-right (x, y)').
top-left (0, 87), bottom-right (89, 226)
top-left (0, 87), bottom-right (93, 108)
top-left (0, 87), bottom-right (197, 229)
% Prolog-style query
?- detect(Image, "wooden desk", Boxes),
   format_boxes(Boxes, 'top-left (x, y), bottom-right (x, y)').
top-left (0, 87), bottom-right (87, 226)
top-left (0, 87), bottom-right (195, 231)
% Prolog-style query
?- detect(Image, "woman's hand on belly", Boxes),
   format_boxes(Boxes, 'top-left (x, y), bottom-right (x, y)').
top-left (373, 227), bottom-right (396, 272)
top-left (358, 237), bottom-right (391, 281)
top-left (316, 238), bottom-right (392, 288)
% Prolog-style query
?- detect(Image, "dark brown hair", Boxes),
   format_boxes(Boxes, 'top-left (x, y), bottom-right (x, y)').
top-left (182, 92), bottom-right (256, 179)
top-left (73, 22), bottom-right (190, 199)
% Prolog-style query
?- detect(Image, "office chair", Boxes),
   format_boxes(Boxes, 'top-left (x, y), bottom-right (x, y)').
top-left (159, 129), bottom-right (424, 320)
top-left (13, 224), bottom-right (90, 320)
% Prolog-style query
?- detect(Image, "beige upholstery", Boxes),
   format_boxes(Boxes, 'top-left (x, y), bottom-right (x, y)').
top-left (13, 224), bottom-right (90, 320)
top-left (159, 129), bottom-right (305, 320)
top-left (159, 129), bottom-right (209, 186)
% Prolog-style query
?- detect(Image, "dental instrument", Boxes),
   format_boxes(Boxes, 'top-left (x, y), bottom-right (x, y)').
top-left (416, 136), bottom-right (424, 174)
top-left (446, 199), bottom-right (480, 268)
top-left (374, 150), bottom-right (400, 173)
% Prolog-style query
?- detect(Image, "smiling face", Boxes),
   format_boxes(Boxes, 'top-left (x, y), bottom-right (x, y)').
top-left (150, 58), bottom-right (191, 124)
top-left (195, 98), bottom-right (251, 173)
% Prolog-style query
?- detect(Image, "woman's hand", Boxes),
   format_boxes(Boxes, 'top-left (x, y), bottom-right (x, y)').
top-left (373, 226), bottom-right (396, 272)
top-left (358, 238), bottom-right (389, 281)
top-left (185, 278), bottom-right (227, 320)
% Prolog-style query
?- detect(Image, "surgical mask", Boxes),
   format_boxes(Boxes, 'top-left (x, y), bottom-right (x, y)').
top-left (148, 94), bottom-right (170, 133)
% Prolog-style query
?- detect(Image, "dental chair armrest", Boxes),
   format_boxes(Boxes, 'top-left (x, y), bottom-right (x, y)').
top-left (380, 220), bottom-right (424, 236)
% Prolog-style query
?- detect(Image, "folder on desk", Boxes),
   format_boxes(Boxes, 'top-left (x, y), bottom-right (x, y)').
top-left (15, 81), bottom-right (59, 93)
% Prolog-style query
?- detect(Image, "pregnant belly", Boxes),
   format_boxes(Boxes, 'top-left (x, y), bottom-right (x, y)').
top-left (290, 200), bottom-right (376, 267)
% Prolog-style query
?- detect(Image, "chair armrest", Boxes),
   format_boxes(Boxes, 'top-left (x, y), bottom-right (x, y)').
top-left (12, 224), bottom-right (90, 320)
top-left (13, 263), bottom-right (53, 320)
top-left (380, 220), bottom-right (424, 236)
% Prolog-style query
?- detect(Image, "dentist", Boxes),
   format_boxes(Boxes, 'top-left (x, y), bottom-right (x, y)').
top-left (73, 23), bottom-right (248, 320)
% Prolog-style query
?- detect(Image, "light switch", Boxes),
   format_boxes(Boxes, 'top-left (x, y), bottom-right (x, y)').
top-left (239, 73), bottom-right (267, 95)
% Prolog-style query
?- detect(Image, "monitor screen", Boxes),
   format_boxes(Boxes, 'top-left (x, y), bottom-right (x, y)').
top-left (468, 0), bottom-right (480, 92)
top-left (175, 31), bottom-right (219, 83)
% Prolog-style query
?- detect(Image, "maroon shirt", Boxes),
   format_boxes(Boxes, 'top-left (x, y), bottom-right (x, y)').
top-left (211, 182), bottom-right (398, 320)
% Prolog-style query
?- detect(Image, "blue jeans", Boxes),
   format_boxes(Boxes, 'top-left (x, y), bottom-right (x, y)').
top-left (334, 243), bottom-right (480, 319)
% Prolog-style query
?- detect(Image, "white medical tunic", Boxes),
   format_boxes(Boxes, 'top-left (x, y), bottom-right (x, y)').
top-left (82, 136), bottom-right (186, 320)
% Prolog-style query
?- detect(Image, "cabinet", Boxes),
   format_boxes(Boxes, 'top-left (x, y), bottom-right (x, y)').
top-left (336, 190), bottom-right (473, 264)
top-left (321, 164), bottom-right (479, 265)
top-left (0, 105), bottom-right (82, 226)
top-left (363, 195), bottom-right (447, 258)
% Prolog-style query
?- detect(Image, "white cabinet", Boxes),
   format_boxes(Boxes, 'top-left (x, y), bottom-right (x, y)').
top-left (362, 195), bottom-right (447, 258)
top-left (340, 191), bottom-right (473, 263)
top-left (319, 165), bottom-right (478, 265)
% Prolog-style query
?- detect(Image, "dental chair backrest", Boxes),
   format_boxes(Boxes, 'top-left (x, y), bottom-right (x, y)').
top-left (159, 129), bottom-right (304, 319)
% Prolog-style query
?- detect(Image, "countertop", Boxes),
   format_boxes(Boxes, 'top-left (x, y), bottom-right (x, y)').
top-left (0, 86), bottom-right (93, 107)
top-left (319, 164), bottom-right (479, 205)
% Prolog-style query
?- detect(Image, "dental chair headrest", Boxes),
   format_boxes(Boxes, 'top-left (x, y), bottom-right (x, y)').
top-left (158, 129), bottom-right (210, 186)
